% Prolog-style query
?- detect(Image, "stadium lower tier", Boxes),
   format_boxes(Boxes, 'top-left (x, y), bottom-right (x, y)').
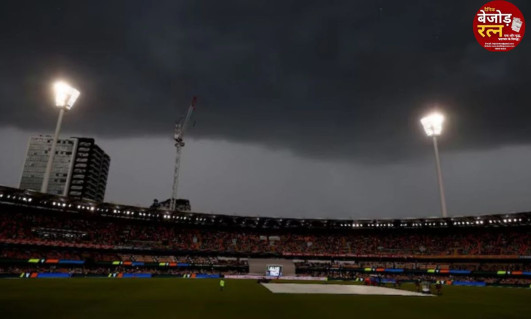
top-left (1, 245), bottom-right (530, 270)
top-left (1, 245), bottom-right (530, 286)
top-left (2, 265), bottom-right (530, 287)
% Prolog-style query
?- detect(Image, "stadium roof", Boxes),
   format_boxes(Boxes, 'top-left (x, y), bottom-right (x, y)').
top-left (1, 185), bottom-right (530, 230)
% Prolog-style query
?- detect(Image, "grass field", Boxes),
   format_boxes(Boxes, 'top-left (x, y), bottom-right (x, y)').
top-left (0, 279), bottom-right (530, 319)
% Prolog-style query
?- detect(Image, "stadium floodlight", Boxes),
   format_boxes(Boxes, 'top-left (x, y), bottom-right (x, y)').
top-left (421, 112), bottom-right (448, 218)
top-left (53, 81), bottom-right (80, 110)
top-left (420, 112), bottom-right (444, 136)
top-left (41, 81), bottom-right (81, 194)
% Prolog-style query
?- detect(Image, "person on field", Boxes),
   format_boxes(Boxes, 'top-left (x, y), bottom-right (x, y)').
top-left (435, 282), bottom-right (442, 295)
top-left (219, 279), bottom-right (225, 291)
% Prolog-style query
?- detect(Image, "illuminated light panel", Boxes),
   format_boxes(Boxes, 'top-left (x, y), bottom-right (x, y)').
top-left (421, 112), bottom-right (444, 136)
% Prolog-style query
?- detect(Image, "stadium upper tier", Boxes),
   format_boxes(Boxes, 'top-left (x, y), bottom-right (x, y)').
top-left (1, 185), bottom-right (530, 258)
top-left (0, 185), bottom-right (529, 230)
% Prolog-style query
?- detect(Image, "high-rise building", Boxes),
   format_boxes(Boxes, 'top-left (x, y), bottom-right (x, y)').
top-left (68, 137), bottom-right (110, 202)
top-left (20, 135), bottom-right (110, 202)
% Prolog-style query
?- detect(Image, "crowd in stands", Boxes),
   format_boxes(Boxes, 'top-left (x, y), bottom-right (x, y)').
top-left (294, 260), bottom-right (530, 272)
top-left (1, 206), bottom-right (530, 288)
top-left (0, 247), bottom-right (121, 262)
top-left (2, 245), bottom-right (528, 274)
top-left (1, 210), bottom-right (530, 256)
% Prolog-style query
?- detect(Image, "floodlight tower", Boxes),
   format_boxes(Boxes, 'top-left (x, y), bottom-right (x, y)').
top-left (170, 97), bottom-right (197, 211)
top-left (420, 112), bottom-right (448, 218)
top-left (41, 81), bottom-right (80, 193)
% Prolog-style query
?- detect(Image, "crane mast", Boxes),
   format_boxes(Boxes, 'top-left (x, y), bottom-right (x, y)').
top-left (170, 97), bottom-right (196, 211)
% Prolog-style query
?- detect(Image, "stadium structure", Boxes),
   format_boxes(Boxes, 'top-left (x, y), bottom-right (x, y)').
top-left (0, 185), bottom-right (529, 287)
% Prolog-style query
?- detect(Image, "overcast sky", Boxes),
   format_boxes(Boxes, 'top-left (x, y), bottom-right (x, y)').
top-left (1, 0), bottom-right (530, 219)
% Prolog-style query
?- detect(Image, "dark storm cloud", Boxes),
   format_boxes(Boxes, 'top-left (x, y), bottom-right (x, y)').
top-left (1, 0), bottom-right (530, 163)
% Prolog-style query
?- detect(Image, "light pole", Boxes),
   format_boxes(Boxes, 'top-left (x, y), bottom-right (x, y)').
top-left (41, 81), bottom-right (80, 193)
top-left (420, 112), bottom-right (448, 218)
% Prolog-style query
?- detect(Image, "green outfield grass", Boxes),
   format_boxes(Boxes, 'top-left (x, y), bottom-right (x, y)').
top-left (0, 279), bottom-right (529, 319)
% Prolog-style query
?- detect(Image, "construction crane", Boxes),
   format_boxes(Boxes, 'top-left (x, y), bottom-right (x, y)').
top-left (170, 97), bottom-right (197, 211)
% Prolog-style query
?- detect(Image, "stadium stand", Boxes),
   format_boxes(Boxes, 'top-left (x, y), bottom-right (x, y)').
top-left (0, 185), bottom-right (530, 286)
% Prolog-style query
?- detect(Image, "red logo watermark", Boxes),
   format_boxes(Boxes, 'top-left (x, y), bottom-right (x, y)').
top-left (473, 0), bottom-right (525, 52)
